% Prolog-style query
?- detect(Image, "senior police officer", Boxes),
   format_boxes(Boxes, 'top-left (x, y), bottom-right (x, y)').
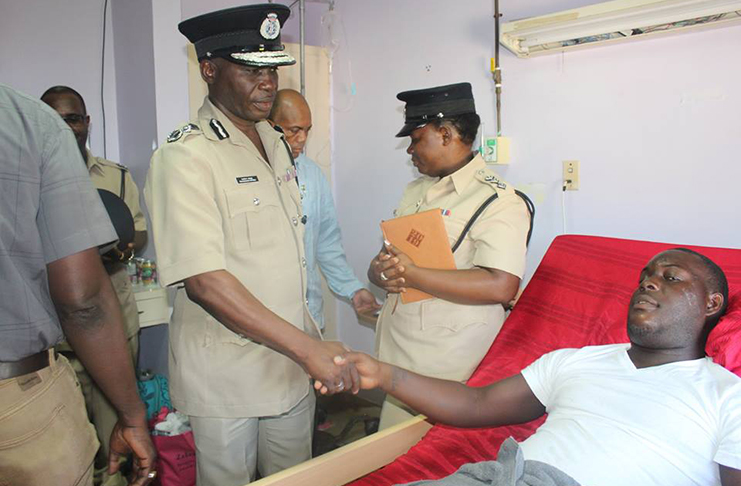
top-left (145, 5), bottom-right (358, 485)
top-left (368, 83), bottom-right (531, 429)
top-left (42, 85), bottom-right (146, 486)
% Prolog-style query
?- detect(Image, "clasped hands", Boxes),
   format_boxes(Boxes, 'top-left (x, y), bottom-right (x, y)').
top-left (307, 340), bottom-right (361, 396)
top-left (368, 241), bottom-right (416, 294)
top-left (314, 351), bottom-right (382, 395)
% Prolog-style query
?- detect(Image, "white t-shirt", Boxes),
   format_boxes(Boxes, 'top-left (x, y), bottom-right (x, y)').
top-left (520, 344), bottom-right (741, 486)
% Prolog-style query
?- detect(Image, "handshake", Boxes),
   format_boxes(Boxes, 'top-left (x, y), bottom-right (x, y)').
top-left (305, 340), bottom-right (387, 396)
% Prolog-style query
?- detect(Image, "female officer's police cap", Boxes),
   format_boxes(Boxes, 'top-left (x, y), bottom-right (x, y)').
top-left (178, 4), bottom-right (296, 67)
top-left (395, 82), bottom-right (476, 138)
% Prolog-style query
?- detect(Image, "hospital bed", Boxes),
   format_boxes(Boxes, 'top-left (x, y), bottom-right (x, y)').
top-left (252, 235), bottom-right (741, 486)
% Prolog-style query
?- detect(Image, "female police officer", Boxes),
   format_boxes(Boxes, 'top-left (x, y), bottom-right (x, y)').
top-left (369, 83), bottom-right (531, 429)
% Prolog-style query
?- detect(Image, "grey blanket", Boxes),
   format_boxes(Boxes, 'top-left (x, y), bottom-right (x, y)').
top-left (397, 437), bottom-right (580, 486)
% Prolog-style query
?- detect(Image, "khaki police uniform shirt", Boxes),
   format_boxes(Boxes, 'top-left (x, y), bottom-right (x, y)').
top-left (86, 150), bottom-right (147, 233)
top-left (375, 154), bottom-right (529, 382)
top-left (87, 151), bottom-right (145, 338)
top-left (145, 97), bottom-right (320, 418)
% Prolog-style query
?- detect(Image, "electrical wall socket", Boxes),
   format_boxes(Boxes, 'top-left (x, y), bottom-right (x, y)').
top-left (563, 160), bottom-right (579, 190)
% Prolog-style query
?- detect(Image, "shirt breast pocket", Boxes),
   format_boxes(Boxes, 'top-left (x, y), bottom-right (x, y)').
top-left (420, 298), bottom-right (489, 332)
top-left (224, 185), bottom-right (283, 252)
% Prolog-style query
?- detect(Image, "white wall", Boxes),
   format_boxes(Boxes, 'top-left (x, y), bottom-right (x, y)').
top-left (0, 0), bottom-right (121, 162)
top-left (329, 1), bottom-right (741, 353)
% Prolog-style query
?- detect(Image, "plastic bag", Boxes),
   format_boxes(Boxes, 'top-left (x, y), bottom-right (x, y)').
top-left (150, 407), bottom-right (196, 486)
top-left (151, 432), bottom-right (196, 486)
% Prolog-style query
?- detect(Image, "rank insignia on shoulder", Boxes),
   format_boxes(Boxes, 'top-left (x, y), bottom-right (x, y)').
top-left (210, 119), bottom-right (230, 140)
top-left (167, 123), bottom-right (200, 143)
top-left (484, 174), bottom-right (507, 190)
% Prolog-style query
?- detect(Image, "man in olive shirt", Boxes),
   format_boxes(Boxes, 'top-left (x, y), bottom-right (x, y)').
top-left (0, 84), bottom-right (155, 486)
top-left (42, 85), bottom-right (147, 486)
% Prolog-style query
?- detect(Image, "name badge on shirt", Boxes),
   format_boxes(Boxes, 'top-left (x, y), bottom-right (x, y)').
top-left (236, 176), bottom-right (259, 184)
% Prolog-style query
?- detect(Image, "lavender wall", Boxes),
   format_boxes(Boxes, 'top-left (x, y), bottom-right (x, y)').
top-left (329, 1), bottom-right (741, 353)
top-left (111, 0), bottom-right (158, 197)
top-left (5, 0), bottom-right (740, 358)
top-left (0, 0), bottom-right (121, 161)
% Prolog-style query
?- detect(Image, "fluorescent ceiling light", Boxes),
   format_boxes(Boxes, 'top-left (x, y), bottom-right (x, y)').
top-left (501, 0), bottom-right (741, 58)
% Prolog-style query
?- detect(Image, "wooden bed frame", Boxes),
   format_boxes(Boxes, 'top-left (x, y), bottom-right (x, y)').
top-left (250, 416), bottom-right (431, 486)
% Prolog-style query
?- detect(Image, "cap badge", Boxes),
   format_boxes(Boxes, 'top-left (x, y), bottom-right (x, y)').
top-left (260, 13), bottom-right (281, 40)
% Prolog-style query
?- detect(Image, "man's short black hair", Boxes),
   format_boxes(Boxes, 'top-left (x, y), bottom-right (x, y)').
top-left (430, 113), bottom-right (481, 146)
top-left (41, 86), bottom-right (87, 114)
top-left (673, 247), bottom-right (729, 331)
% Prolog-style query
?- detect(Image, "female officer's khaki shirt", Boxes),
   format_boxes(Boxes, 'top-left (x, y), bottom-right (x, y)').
top-left (375, 154), bottom-right (529, 382)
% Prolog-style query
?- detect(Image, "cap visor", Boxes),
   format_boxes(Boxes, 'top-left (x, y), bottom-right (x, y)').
top-left (395, 122), bottom-right (421, 138)
top-left (230, 51), bottom-right (296, 67)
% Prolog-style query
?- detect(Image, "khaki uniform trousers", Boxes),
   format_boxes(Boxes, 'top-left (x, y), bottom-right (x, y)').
top-left (66, 333), bottom-right (139, 486)
top-left (58, 267), bottom-right (141, 486)
top-left (189, 391), bottom-right (316, 486)
top-left (0, 351), bottom-right (98, 486)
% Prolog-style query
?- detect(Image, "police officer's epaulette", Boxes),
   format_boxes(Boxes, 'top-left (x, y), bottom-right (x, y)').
top-left (166, 123), bottom-right (200, 143)
top-left (111, 161), bottom-right (129, 172)
top-left (476, 168), bottom-right (508, 191)
top-left (209, 119), bottom-right (229, 140)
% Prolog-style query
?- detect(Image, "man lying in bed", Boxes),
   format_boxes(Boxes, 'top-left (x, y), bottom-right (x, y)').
top-left (319, 248), bottom-right (741, 486)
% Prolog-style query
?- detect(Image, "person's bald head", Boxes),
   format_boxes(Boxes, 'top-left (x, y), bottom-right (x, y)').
top-left (269, 89), bottom-right (312, 158)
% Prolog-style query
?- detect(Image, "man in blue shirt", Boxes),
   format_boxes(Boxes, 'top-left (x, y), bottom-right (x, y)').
top-left (269, 89), bottom-right (380, 330)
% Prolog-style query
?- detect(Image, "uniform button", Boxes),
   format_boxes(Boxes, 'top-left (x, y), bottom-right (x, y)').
top-left (305, 299), bottom-right (310, 306)
top-left (292, 217), bottom-right (299, 226)
top-left (302, 258), bottom-right (306, 267)
top-left (478, 169), bottom-right (484, 175)
top-left (253, 197), bottom-right (260, 206)
top-left (276, 177), bottom-right (282, 186)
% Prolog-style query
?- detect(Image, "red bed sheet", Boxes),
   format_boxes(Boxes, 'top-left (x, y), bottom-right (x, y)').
top-left (351, 235), bottom-right (741, 486)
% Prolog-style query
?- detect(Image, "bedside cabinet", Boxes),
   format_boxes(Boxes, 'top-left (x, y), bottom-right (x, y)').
top-left (134, 287), bottom-right (170, 328)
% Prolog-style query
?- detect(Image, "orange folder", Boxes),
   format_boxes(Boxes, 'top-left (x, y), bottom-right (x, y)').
top-left (380, 209), bottom-right (456, 304)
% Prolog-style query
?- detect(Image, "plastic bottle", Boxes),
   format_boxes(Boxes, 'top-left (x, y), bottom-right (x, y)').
top-left (141, 260), bottom-right (154, 287)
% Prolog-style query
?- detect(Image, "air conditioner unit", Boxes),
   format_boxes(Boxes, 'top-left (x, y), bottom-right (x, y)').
top-left (500, 0), bottom-right (741, 58)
